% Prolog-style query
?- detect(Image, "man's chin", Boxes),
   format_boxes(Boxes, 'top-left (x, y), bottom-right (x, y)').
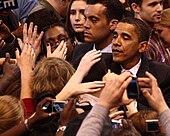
top-left (84, 38), bottom-right (94, 43)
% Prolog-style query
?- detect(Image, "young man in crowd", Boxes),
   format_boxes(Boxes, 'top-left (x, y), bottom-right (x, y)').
top-left (71, 0), bottom-right (124, 66)
top-left (128, 0), bottom-right (170, 65)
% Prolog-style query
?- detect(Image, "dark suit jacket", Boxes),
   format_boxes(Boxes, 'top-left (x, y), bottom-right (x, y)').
top-left (110, 54), bottom-right (170, 110)
top-left (71, 43), bottom-right (113, 69)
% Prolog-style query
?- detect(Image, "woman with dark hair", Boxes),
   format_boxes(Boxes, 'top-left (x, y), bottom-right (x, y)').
top-left (66, 0), bottom-right (86, 45)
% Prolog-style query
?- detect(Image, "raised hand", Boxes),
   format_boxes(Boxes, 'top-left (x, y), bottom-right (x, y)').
top-left (46, 40), bottom-right (67, 59)
top-left (98, 72), bottom-right (133, 108)
top-left (76, 50), bottom-right (102, 77)
top-left (22, 22), bottom-right (44, 61)
top-left (138, 71), bottom-right (169, 114)
top-left (16, 40), bottom-right (34, 72)
top-left (56, 81), bottom-right (105, 101)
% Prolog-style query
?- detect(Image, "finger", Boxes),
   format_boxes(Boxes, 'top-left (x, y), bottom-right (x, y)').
top-left (91, 51), bottom-right (102, 60)
top-left (60, 42), bottom-right (67, 54)
top-left (145, 71), bottom-right (158, 88)
top-left (108, 69), bottom-right (111, 73)
top-left (57, 40), bottom-right (65, 51)
top-left (65, 99), bottom-right (75, 110)
top-left (138, 81), bottom-right (150, 88)
top-left (23, 23), bottom-right (28, 43)
top-left (15, 48), bottom-right (20, 60)
top-left (36, 31), bottom-right (44, 43)
top-left (88, 88), bottom-right (102, 93)
top-left (91, 58), bottom-right (101, 65)
top-left (5, 53), bottom-right (10, 63)
top-left (141, 89), bottom-right (153, 100)
top-left (109, 110), bottom-right (124, 118)
top-left (27, 22), bottom-right (34, 42)
top-left (119, 77), bottom-right (132, 96)
top-left (64, 47), bottom-right (67, 55)
top-left (46, 43), bottom-right (52, 57)
top-left (30, 25), bottom-right (38, 45)
top-left (17, 38), bottom-right (24, 50)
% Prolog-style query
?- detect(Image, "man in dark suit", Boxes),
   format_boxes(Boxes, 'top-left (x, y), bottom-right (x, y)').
top-left (71, 0), bottom-right (124, 66)
top-left (110, 17), bottom-right (170, 109)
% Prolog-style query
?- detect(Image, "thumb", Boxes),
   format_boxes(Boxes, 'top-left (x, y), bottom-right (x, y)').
top-left (5, 53), bottom-right (10, 63)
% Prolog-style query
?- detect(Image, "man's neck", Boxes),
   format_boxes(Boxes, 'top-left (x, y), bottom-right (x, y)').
top-left (95, 36), bottom-right (113, 50)
top-left (135, 14), bottom-right (154, 28)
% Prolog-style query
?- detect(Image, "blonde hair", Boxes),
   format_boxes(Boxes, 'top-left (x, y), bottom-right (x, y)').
top-left (159, 8), bottom-right (170, 28)
top-left (0, 95), bottom-right (23, 134)
top-left (30, 57), bottom-right (75, 98)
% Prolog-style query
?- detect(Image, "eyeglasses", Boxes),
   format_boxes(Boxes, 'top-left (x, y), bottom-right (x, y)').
top-left (46, 34), bottom-right (69, 47)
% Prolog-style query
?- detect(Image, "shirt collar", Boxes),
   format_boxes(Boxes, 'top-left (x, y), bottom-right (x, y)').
top-left (93, 43), bottom-right (112, 53)
top-left (121, 59), bottom-right (141, 77)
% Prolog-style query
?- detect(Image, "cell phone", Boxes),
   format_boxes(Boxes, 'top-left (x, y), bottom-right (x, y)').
top-left (52, 101), bottom-right (66, 112)
top-left (127, 77), bottom-right (140, 99)
top-left (146, 119), bottom-right (160, 132)
top-left (42, 101), bottom-right (66, 113)
top-left (111, 119), bottom-right (122, 129)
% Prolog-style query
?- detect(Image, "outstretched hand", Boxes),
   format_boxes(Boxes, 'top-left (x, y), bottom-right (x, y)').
top-left (98, 72), bottom-right (133, 109)
top-left (76, 50), bottom-right (102, 77)
top-left (138, 71), bottom-right (169, 114)
top-left (46, 40), bottom-right (67, 59)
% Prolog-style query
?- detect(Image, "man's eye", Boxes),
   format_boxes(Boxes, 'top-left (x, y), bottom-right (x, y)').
top-left (123, 36), bottom-right (129, 40)
top-left (112, 34), bottom-right (117, 39)
top-left (90, 17), bottom-right (98, 23)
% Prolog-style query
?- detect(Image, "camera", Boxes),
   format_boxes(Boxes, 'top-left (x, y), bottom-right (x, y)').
top-left (127, 77), bottom-right (140, 99)
top-left (146, 119), bottom-right (160, 132)
top-left (42, 101), bottom-right (66, 113)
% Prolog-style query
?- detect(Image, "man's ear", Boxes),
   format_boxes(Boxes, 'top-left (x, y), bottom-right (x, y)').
top-left (139, 41), bottom-right (148, 53)
top-left (131, 3), bottom-right (141, 14)
top-left (61, 0), bottom-right (67, 6)
top-left (109, 19), bottom-right (118, 31)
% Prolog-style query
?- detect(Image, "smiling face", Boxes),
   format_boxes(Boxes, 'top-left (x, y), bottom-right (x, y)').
top-left (139, 0), bottom-right (163, 24)
top-left (70, 0), bottom-right (86, 33)
top-left (112, 22), bottom-right (142, 69)
top-left (84, 3), bottom-right (111, 47)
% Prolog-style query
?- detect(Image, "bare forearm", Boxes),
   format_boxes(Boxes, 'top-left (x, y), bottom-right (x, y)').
top-left (20, 70), bottom-right (32, 100)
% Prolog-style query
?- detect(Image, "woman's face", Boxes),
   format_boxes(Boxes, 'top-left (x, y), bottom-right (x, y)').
top-left (155, 24), bottom-right (170, 48)
top-left (70, 0), bottom-right (86, 33)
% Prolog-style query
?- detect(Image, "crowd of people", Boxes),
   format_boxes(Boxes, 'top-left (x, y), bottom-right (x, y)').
top-left (0, 0), bottom-right (170, 135)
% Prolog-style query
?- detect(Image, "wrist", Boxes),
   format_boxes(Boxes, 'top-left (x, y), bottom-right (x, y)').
top-left (56, 125), bottom-right (66, 133)
top-left (24, 118), bottom-right (33, 132)
top-left (157, 104), bottom-right (169, 115)
top-left (97, 100), bottom-right (112, 109)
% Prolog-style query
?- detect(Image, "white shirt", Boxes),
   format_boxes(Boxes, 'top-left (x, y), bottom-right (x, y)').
top-left (121, 59), bottom-right (141, 77)
top-left (93, 43), bottom-right (112, 53)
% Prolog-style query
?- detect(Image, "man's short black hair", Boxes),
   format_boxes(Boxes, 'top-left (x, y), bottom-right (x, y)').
top-left (87, 0), bottom-right (124, 22)
top-left (120, 17), bottom-right (151, 42)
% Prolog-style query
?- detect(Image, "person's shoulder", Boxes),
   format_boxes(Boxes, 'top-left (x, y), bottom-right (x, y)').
top-left (149, 60), bottom-right (170, 70)
top-left (29, 0), bottom-right (48, 15)
top-left (73, 43), bottom-right (93, 54)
